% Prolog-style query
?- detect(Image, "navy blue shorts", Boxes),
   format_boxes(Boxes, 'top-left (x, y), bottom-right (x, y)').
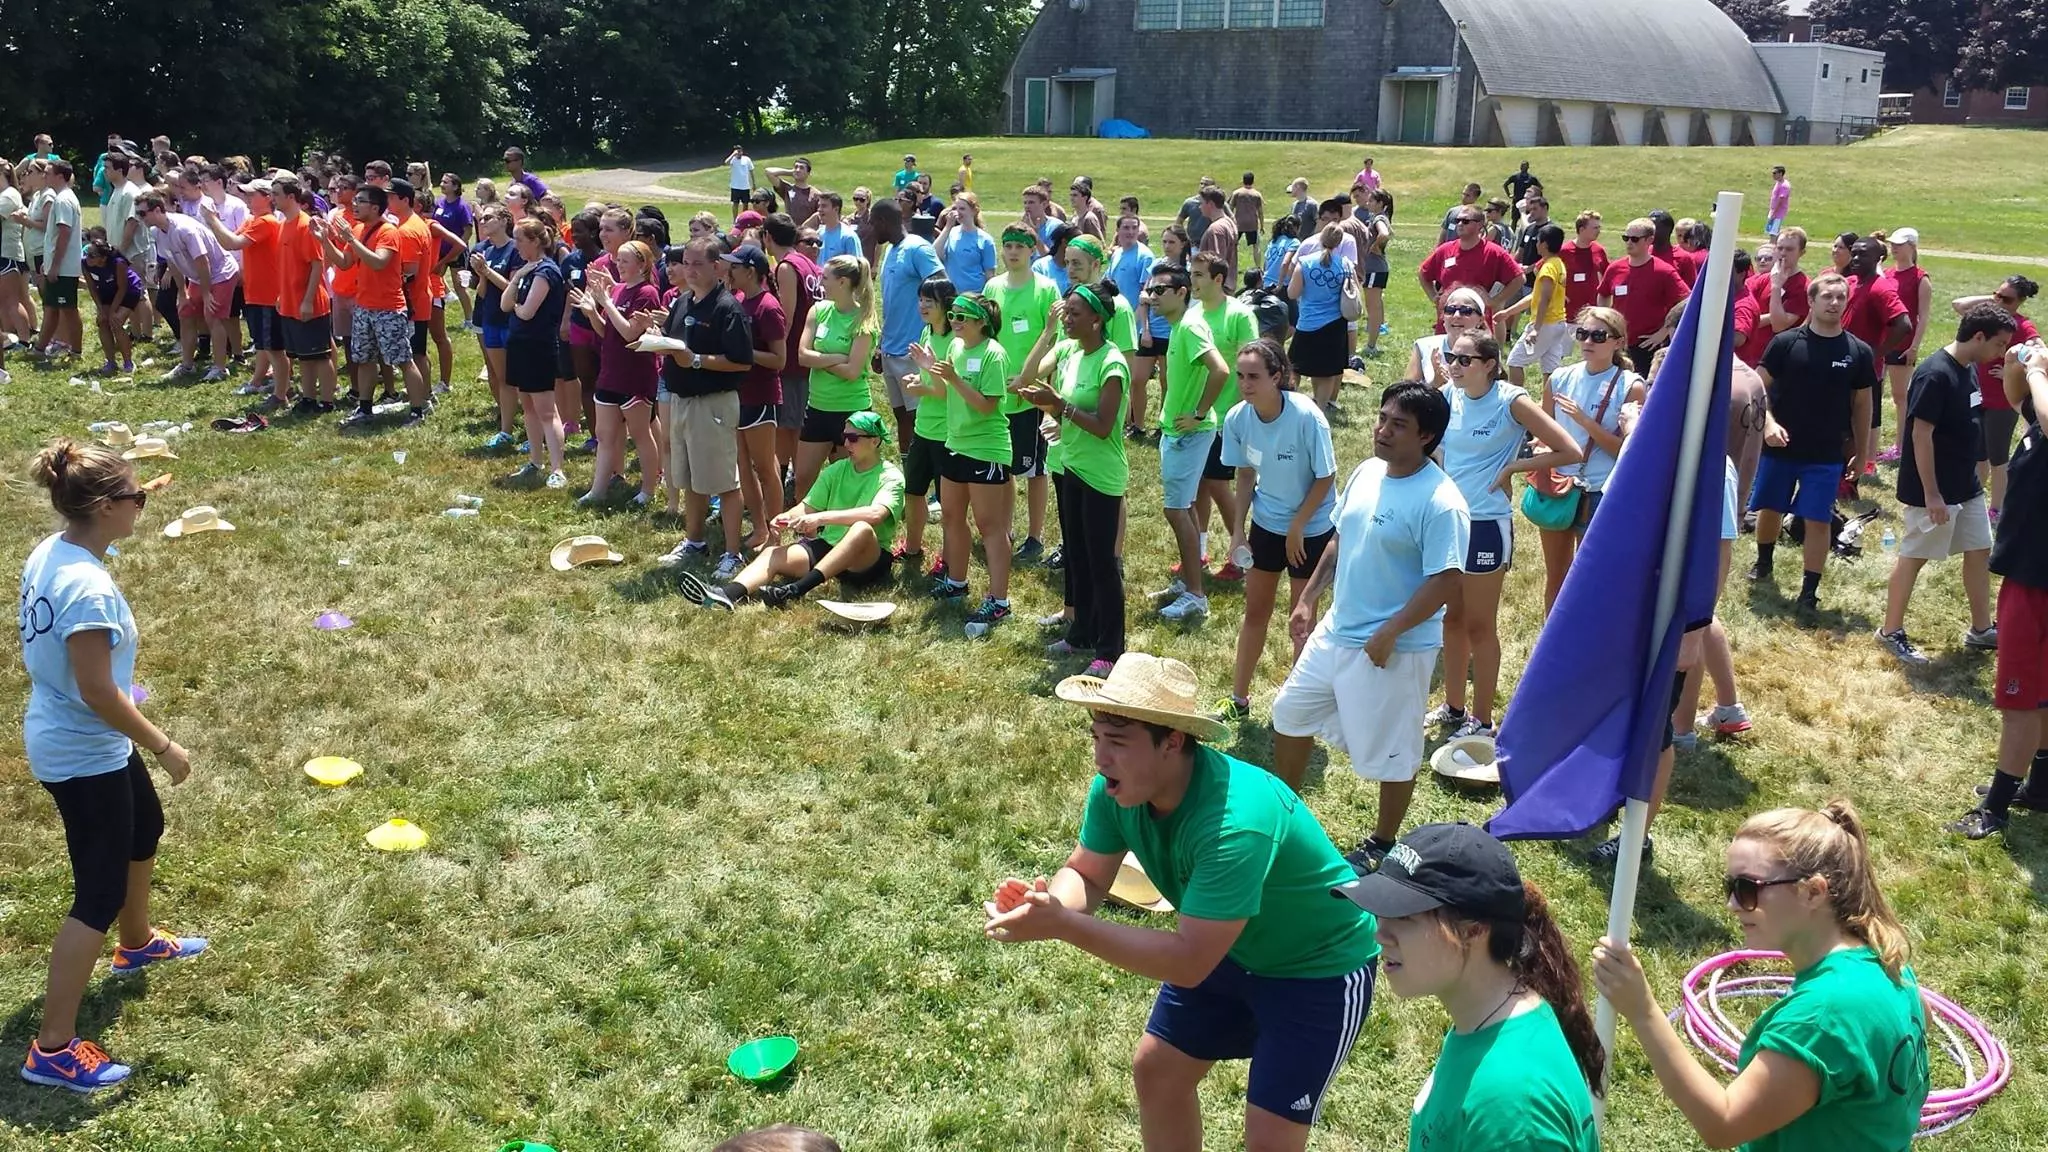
top-left (1145, 956), bottom-right (1375, 1127)
top-left (1749, 455), bottom-right (1838, 523)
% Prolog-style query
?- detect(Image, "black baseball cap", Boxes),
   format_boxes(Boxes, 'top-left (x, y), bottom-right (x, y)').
top-left (719, 243), bottom-right (771, 277)
top-left (1331, 822), bottom-right (1525, 921)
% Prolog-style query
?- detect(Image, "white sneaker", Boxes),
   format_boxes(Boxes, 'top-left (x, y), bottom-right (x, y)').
top-left (545, 470), bottom-right (568, 489)
top-left (1160, 591), bottom-right (1209, 621)
top-left (201, 367), bottom-right (229, 383)
top-left (656, 539), bottom-right (708, 567)
top-left (1452, 716), bottom-right (1496, 739)
top-left (0, 367), bottom-right (11, 386)
top-left (1150, 578), bottom-right (1187, 603)
top-left (712, 552), bottom-right (743, 582)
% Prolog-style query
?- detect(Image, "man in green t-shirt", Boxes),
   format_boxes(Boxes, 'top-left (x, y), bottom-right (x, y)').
top-left (985, 652), bottom-right (1379, 1151)
top-left (1191, 251), bottom-right (1255, 578)
top-left (700, 411), bottom-right (904, 610)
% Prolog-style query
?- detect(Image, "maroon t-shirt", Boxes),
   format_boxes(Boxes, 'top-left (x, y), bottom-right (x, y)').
top-left (1420, 238), bottom-right (1520, 298)
top-left (595, 280), bottom-right (663, 401)
top-left (1654, 242), bottom-right (1701, 286)
top-left (1845, 272), bottom-right (1907, 380)
top-left (1741, 271), bottom-right (1810, 365)
top-left (1559, 241), bottom-right (1609, 317)
top-left (737, 289), bottom-right (787, 407)
top-left (777, 249), bottom-right (821, 345)
top-left (1598, 257), bottom-right (1689, 348)
top-left (1884, 265), bottom-right (1929, 346)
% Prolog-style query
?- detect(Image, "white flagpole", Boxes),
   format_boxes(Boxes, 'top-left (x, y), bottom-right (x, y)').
top-left (1594, 190), bottom-right (1744, 1129)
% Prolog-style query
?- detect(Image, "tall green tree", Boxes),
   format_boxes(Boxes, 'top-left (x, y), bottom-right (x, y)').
top-left (1959, 1), bottom-right (2048, 89)
top-left (1808, 0), bottom-right (1975, 91)
top-left (1713, 0), bottom-right (1789, 42)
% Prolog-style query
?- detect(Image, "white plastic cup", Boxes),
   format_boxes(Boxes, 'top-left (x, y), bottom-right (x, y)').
top-left (393, 450), bottom-right (408, 464)
top-left (443, 507), bottom-right (479, 519)
top-left (455, 495), bottom-right (485, 509)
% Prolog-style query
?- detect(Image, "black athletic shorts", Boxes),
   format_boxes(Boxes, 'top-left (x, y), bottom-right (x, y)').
top-left (801, 405), bottom-right (861, 444)
top-left (943, 449), bottom-right (1010, 485)
top-left (1202, 433), bottom-right (1235, 481)
top-left (1008, 409), bottom-right (1046, 477)
top-left (507, 339), bottom-right (557, 393)
top-left (1249, 522), bottom-right (1334, 578)
top-left (797, 535), bottom-right (894, 584)
top-left (280, 314), bottom-right (335, 360)
top-left (410, 319), bottom-right (430, 359)
top-left (738, 402), bottom-right (777, 431)
top-left (903, 432), bottom-right (946, 496)
top-left (1137, 332), bottom-right (1170, 359)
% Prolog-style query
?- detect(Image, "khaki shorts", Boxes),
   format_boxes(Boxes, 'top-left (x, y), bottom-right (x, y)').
top-left (1899, 494), bottom-right (1993, 560)
top-left (665, 391), bottom-right (741, 496)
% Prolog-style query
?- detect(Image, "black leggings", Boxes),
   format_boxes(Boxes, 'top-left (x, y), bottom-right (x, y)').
top-left (42, 750), bottom-right (162, 933)
top-left (1058, 470), bottom-right (1125, 660)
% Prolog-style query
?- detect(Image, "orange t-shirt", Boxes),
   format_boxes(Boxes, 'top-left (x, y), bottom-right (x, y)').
top-left (353, 221), bottom-right (406, 312)
top-left (275, 214), bottom-right (329, 320)
top-left (328, 205), bottom-right (359, 298)
top-left (397, 213), bottom-right (433, 321)
top-left (236, 215), bottom-right (283, 308)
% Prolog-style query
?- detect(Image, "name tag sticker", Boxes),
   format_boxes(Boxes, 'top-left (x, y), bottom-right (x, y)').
top-left (1970, 389), bottom-right (1983, 407)
top-left (965, 358), bottom-right (983, 373)
top-left (1246, 445), bottom-right (1264, 468)
top-left (1573, 273), bottom-right (1587, 282)
top-left (1443, 257), bottom-right (1458, 269)
top-left (1012, 318), bottom-right (1029, 333)
top-left (1615, 285), bottom-right (1630, 297)
top-left (1448, 404), bottom-right (1465, 432)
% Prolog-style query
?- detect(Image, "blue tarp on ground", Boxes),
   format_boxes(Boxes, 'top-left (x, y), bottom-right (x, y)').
top-left (1098, 119), bottom-right (1150, 139)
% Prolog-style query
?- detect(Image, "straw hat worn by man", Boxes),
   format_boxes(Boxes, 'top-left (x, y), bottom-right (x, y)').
top-left (983, 653), bottom-right (1380, 1152)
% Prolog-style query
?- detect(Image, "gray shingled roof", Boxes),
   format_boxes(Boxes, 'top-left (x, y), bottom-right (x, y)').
top-left (1436, 0), bottom-right (1785, 116)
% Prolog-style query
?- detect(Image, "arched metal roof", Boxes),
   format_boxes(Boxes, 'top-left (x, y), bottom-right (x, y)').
top-left (1437, 0), bottom-right (1785, 116)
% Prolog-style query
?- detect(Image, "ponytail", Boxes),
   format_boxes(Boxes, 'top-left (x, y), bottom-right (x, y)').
top-left (29, 437), bottom-right (135, 523)
top-left (1737, 801), bottom-right (1911, 981)
top-left (1479, 883), bottom-right (1605, 1096)
top-left (1319, 223), bottom-right (1341, 266)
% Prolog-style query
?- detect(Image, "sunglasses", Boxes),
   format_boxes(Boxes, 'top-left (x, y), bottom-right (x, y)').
top-left (1995, 294), bottom-right (2020, 307)
top-left (1574, 327), bottom-right (1616, 344)
top-left (110, 490), bottom-right (148, 509)
top-left (948, 310), bottom-right (982, 323)
top-left (1441, 305), bottom-right (1482, 317)
top-left (1724, 874), bottom-right (1802, 911)
top-left (1142, 284), bottom-right (1172, 297)
top-left (841, 431), bottom-right (876, 444)
top-left (800, 237), bottom-right (822, 246)
top-left (1444, 352), bottom-right (1485, 366)
top-left (1624, 233), bottom-right (1652, 242)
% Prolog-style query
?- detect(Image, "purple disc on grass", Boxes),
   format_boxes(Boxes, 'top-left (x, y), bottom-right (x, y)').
top-left (315, 611), bottom-right (354, 631)
top-left (131, 684), bottom-right (150, 704)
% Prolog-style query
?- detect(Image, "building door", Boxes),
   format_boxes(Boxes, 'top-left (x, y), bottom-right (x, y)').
top-left (1400, 81), bottom-right (1438, 143)
top-left (1070, 81), bottom-right (1096, 136)
top-left (1025, 78), bottom-right (1048, 135)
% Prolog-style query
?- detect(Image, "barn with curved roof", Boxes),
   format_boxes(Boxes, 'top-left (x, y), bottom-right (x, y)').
top-left (1005, 0), bottom-right (1789, 146)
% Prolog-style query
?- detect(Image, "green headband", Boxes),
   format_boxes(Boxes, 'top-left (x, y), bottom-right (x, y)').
top-left (950, 296), bottom-right (990, 323)
top-left (1067, 235), bottom-right (1106, 264)
top-left (1071, 284), bottom-right (1112, 320)
top-left (1001, 226), bottom-right (1036, 246)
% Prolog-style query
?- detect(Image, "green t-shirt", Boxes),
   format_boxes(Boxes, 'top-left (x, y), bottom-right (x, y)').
top-left (801, 456), bottom-right (906, 551)
top-left (1161, 309), bottom-right (1221, 433)
top-left (1077, 745), bottom-right (1379, 979)
top-left (992, 272), bottom-right (1061, 414)
top-left (1409, 1001), bottom-right (1600, 1152)
top-left (1107, 294), bottom-right (1139, 354)
top-left (946, 336), bottom-right (1012, 463)
top-left (912, 325), bottom-right (952, 441)
top-left (1736, 947), bottom-right (1928, 1152)
top-left (808, 304), bottom-right (875, 414)
top-left (1195, 294), bottom-right (1257, 415)
top-left (1051, 338), bottom-right (1131, 497)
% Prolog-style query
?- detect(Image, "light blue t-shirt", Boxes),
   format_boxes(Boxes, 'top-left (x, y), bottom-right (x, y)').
top-left (817, 223), bottom-right (861, 265)
top-left (1295, 250), bottom-right (1354, 333)
top-left (19, 534), bottom-right (137, 782)
top-left (1032, 254), bottom-right (1070, 296)
top-left (879, 235), bottom-right (941, 355)
top-left (1263, 236), bottom-right (1299, 289)
top-left (1222, 392), bottom-right (1337, 536)
top-left (1550, 362), bottom-right (1633, 492)
top-left (1109, 245), bottom-right (1160, 337)
top-left (1325, 458), bottom-right (1470, 652)
top-left (1440, 381), bottom-right (1532, 522)
top-left (939, 228), bottom-right (997, 294)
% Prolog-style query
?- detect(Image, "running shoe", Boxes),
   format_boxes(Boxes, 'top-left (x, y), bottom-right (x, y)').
top-left (504, 462), bottom-right (541, 483)
top-left (1013, 536), bottom-right (1045, 563)
top-left (290, 396), bottom-right (320, 416)
top-left (162, 363), bottom-right (197, 381)
top-left (1167, 557), bottom-right (1210, 578)
top-left (1213, 561), bottom-right (1247, 582)
top-left (340, 407), bottom-right (375, 427)
top-left (1083, 658), bottom-right (1115, 678)
top-left (1875, 628), bottom-right (1930, 667)
top-left (1794, 592), bottom-right (1821, 614)
top-left (963, 598), bottom-right (1011, 638)
top-left (201, 367), bottom-right (229, 383)
top-left (1150, 578), bottom-right (1188, 603)
top-left (483, 431), bottom-right (515, 450)
top-left (1345, 836), bottom-right (1396, 875)
top-left (1949, 807), bottom-right (2007, 840)
top-left (575, 491), bottom-right (605, 508)
top-left (433, 381), bottom-right (452, 396)
top-left (1347, 355), bottom-right (1366, 373)
top-left (1044, 546), bottom-right (1064, 570)
top-left (702, 584), bottom-right (737, 612)
top-left (1425, 703), bottom-right (1468, 728)
top-left (20, 1038), bottom-right (130, 1092)
top-left (657, 539), bottom-right (709, 567)
top-left (712, 552), bottom-right (743, 582)
top-left (1212, 695), bottom-right (1251, 723)
top-left (563, 421), bottom-right (582, 439)
top-left (927, 555), bottom-right (949, 580)
top-left (1589, 833), bottom-right (1655, 867)
top-left (1974, 781), bottom-right (2048, 811)
top-left (631, 492), bottom-right (652, 509)
top-left (235, 378), bottom-right (267, 395)
top-left (1378, 322), bottom-right (1391, 336)
top-left (1038, 612), bottom-right (1069, 630)
top-left (1671, 730), bottom-right (1699, 753)
top-left (673, 571), bottom-right (710, 604)
top-left (582, 436), bottom-right (599, 454)
top-left (1707, 703), bottom-right (1753, 735)
top-left (1451, 717), bottom-right (1495, 740)
top-left (399, 408), bottom-right (429, 429)
top-left (1875, 445), bottom-right (1902, 464)
top-left (1160, 591), bottom-right (1209, 621)
top-left (97, 360), bottom-right (119, 377)
top-left (110, 929), bottom-right (208, 977)
top-left (1046, 638), bottom-right (1079, 657)
top-left (758, 581), bottom-right (801, 608)
top-left (1962, 624), bottom-right (2000, 650)
top-left (930, 578), bottom-right (970, 601)
top-left (544, 470), bottom-right (568, 489)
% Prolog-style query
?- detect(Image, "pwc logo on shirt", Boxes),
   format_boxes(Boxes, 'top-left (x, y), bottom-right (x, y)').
top-left (1831, 357), bottom-right (1853, 370)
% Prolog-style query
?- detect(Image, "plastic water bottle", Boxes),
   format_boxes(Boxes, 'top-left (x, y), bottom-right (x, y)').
top-left (455, 494), bottom-right (485, 509)
top-left (89, 421), bottom-right (118, 433)
top-left (443, 507), bottom-right (480, 519)
top-left (1881, 528), bottom-right (1897, 554)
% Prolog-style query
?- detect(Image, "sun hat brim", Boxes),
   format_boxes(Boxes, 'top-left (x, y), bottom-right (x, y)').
top-left (163, 517), bottom-right (233, 538)
top-left (1054, 673), bottom-right (1230, 744)
top-left (818, 599), bottom-right (896, 623)
top-left (1107, 853), bottom-right (1174, 913)
top-left (1430, 735), bottom-right (1500, 784)
top-left (549, 538), bottom-right (623, 571)
top-left (1331, 870), bottom-right (1445, 918)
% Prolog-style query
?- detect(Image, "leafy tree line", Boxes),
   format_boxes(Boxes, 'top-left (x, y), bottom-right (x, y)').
top-left (1715, 0), bottom-right (2048, 93)
top-left (0, 0), bottom-right (1036, 173)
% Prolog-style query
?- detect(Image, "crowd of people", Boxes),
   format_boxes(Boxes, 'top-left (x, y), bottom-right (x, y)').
top-left (10, 133), bottom-right (2045, 1152)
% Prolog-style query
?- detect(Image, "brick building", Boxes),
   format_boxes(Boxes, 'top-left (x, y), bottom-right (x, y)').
top-left (1004, 0), bottom-right (1784, 145)
top-left (1778, 0), bottom-right (2046, 125)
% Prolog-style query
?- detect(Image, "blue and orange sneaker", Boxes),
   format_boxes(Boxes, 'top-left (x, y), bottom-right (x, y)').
top-left (21, 1038), bottom-right (131, 1092)
top-left (110, 929), bottom-right (208, 978)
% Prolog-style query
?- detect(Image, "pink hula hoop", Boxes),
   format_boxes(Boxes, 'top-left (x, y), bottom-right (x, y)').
top-left (1672, 950), bottom-right (2010, 1137)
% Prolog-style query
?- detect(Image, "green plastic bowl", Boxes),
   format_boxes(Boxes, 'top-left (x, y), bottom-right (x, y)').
top-left (727, 1035), bottom-right (800, 1082)
top-left (495, 1143), bottom-right (556, 1152)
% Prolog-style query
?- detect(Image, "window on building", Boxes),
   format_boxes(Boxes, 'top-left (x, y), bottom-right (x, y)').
top-left (1811, 22), bottom-right (1828, 38)
top-left (1226, 0), bottom-right (1269, 28)
top-left (2008, 87), bottom-right (2032, 111)
top-left (1179, 0), bottom-right (1224, 27)
top-left (1276, 0), bottom-right (1324, 26)
top-left (1138, 0), bottom-right (1320, 28)
top-left (1820, 62), bottom-right (1830, 79)
top-left (1135, 0), bottom-right (1179, 29)
top-left (1944, 78), bottom-right (1962, 107)
top-left (1860, 69), bottom-right (1868, 83)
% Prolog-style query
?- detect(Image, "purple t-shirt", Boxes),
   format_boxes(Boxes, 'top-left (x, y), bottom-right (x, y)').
top-left (596, 280), bottom-right (663, 401)
top-left (433, 197), bottom-right (474, 259)
top-left (513, 171), bottom-right (549, 200)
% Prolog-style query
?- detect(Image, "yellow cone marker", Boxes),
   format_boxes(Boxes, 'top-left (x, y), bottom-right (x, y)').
top-left (303, 756), bottom-right (363, 786)
top-left (365, 819), bottom-right (428, 852)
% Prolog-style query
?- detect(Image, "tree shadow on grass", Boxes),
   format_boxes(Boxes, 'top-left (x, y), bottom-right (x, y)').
top-left (1541, 838), bottom-right (1730, 954)
top-left (1743, 581), bottom-right (1873, 635)
top-left (1667, 745), bottom-right (1758, 812)
top-left (0, 977), bottom-right (149, 1130)
top-left (1997, 815), bottom-right (2048, 908)
top-left (1903, 647), bottom-right (1996, 708)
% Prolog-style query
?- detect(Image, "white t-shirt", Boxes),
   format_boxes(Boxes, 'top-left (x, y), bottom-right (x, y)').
top-left (728, 155), bottom-right (755, 191)
top-left (0, 186), bottom-right (24, 263)
top-left (208, 192), bottom-right (249, 233)
top-left (19, 534), bottom-right (138, 783)
top-left (23, 188), bottom-right (51, 259)
top-left (43, 187), bottom-right (83, 277)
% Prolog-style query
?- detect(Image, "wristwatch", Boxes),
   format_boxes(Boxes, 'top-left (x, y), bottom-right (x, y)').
top-left (691, 352), bottom-right (704, 370)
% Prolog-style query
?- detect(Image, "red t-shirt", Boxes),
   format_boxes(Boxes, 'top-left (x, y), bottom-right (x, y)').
top-left (737, 288), bottom-right (788, 407)
top-left (1885, 265), bottom-right (1929, 345)
top-left (275, 213), bottom-right (329, 320)
top-left (353, 221), bottom-right (406, 312)
top-left (1655, 243), bottom-right (1701, 286)
top-left (235, 215), bottom-right (282, 308)
top-left (1733, 290), bottom-right (1762, 365)
top-left (1419, 239), bottom-right (1520, 298)
top-left (1845, 272), bottom-right (1907, 379)
top-left (1559, 241), bottom-right (1608, 318)
top-left (1598, 257), bottom-right (1689, 348)
top-left (1741, 271), bottom-right (1809, 365)
top-left (595, 279), bottom-right (664, 402)
top-left (397, 213), bottom-right (435, 321)
top-left (1982, 314), bottom-right (2035, 412)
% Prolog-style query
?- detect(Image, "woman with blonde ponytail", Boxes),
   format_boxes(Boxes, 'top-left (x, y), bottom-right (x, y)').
top-left (1593, 800), bottom-right (1928, 1152)
top-left (1335, 822), bottom-right (1600, 1149)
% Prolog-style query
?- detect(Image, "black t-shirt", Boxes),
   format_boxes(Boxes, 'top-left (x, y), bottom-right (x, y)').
top-left (1759, 326), bottom-right (1876, 463)
top-left (1515, 219), bottom-right (1547, 268)
top-left (660, 282), bottom-right (753, 397)
top-left (1895, 348), bottom-right (1984, 508)
top-left (1991, 397), bottom-right (2046, 588)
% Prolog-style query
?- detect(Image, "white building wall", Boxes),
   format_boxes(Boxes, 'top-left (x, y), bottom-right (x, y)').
top-left (1558, 100), bottom-right (1598, 145)
top-left (1494, 96), bottom-right (1541, 146)
top-left (1754, 43), bottom-right (1884, 125)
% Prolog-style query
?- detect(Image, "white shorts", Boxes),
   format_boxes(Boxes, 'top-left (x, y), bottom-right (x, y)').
top-left (1899, 495), bottom-right (1993, 560)
top-left (1271, 626), bottom-right (1435, 782)
top-left (1506, 320), bottom-right (1572, 374)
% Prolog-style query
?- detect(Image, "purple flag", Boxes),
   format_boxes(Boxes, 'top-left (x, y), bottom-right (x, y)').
top-left (1487, 285), bottom-right (1733, 840)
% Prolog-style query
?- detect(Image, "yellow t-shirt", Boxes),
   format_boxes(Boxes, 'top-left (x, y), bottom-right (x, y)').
top-left (1534, 256), bottom-right (1567, 325)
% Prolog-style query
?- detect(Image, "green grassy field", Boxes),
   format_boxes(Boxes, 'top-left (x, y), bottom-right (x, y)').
top-left (0, 132), bottom-right (2041, 1150)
